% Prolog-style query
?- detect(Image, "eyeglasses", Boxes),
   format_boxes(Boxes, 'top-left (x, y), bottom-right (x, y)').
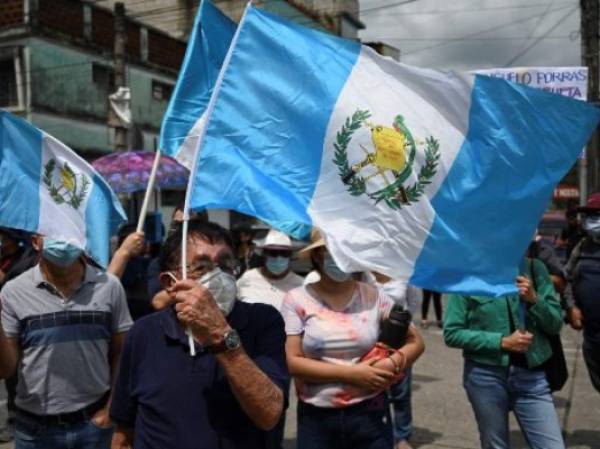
top-left (175, 258), bottom-right (241, 279)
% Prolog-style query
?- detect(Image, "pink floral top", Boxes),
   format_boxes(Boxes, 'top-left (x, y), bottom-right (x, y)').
top-left (281, 282), bottom-right (394, 408)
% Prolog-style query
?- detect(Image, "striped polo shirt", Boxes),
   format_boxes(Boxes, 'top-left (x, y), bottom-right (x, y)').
top-left (0, 263), bottom-right (132, 415)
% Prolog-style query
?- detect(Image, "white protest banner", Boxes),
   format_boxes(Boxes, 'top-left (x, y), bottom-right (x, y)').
top-left (473, 67), bottom-right (588, 101)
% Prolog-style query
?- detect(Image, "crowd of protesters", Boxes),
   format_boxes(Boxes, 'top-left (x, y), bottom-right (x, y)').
top-left (0, 193), bottom-right (599, 449)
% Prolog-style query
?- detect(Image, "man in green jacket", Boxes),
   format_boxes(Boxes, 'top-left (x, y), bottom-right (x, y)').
top-left (444, 259), bottom-right (564, 449)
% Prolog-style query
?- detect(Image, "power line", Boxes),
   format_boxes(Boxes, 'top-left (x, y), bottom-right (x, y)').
top-left (128, 0), bottom-right (420, 22)
top-left (124, 0), bottom-right (578, 40)
top-left (503, 5), bottom-right (579, 66)
top-left (398, 3), bottom-right (576, 57)
top-left (360, 0), bottom-right (576, 18)
top-left (506, 0), bottom-right (556, 59)
top-left (366, 35), bottom-right (574, 41)
top-left (359, 0), bottom-right (419, 15)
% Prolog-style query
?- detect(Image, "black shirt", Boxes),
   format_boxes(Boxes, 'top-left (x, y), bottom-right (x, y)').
top-left (110, 302), bottom-right (289, 449)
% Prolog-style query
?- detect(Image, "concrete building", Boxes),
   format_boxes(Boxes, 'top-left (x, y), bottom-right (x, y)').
top-left (0, 0), bottom-right (186, 159)
top-left (0, 0), bottom-right (344, 229)
top-left (97, 0), bottom-right (363, 40)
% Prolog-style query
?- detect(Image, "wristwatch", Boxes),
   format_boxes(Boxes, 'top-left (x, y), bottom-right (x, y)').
top-left (208, 329), bottom-right (241, 354)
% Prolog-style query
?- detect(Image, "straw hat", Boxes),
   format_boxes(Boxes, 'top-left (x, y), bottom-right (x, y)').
top-left (298, 228), bottom-right (326, 256)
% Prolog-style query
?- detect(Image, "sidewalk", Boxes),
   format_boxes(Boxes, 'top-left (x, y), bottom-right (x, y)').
top-left (1, 326), bottom-right (598, 449)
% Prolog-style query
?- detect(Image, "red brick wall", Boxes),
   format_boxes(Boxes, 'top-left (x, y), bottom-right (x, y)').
top-left (38, 0), bottom-right (84, 38)
top-left (148, 29), bottom-right (185, 71)
top-left (0, 0), bottom-right (24, 28)
top-left (91, 7), bottom-right (114, 52)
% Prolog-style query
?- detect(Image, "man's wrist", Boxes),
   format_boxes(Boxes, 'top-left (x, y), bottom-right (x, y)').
top-left (208, 324), bottom-right (233, 345)
top-left (215, 344), bottom-right (244, 363)
top-left (208, 327), bottom-right (241, 354)
top-left (116, 247), bottom-right (131, 259)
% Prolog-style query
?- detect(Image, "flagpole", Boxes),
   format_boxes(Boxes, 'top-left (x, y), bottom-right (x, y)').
top-left (136, 149), bottom-right (162, 233)
top-left (180, 1), bottom-right (253, 356)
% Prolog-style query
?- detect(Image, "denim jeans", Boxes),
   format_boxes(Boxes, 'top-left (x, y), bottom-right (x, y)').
top-left (389, 368), bottom-right (412, 442)
top-left (297, 393), bottom-right (393, 449)
top-left (582, 339), bottom-right (600, 393)
top-left (463, 360), bottom-right (564, 449)
top-left (15, 420), bottom-right (113, 449)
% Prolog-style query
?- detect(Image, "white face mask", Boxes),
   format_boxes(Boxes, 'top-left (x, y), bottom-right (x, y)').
top-left (197, 268), bottom-right (238, 316)
top-left (583, 215), bottom-right (600, 241)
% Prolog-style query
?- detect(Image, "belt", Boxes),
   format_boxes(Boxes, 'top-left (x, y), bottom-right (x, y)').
top-left (16, 393), bottom-right (108, 427)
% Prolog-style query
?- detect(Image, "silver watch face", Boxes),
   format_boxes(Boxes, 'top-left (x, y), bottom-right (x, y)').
top-left (224, 330), bottom-right (241, 350)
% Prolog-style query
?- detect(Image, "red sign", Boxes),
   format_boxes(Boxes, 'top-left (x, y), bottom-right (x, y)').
top-left (553, 185), bottom-right (579, 199)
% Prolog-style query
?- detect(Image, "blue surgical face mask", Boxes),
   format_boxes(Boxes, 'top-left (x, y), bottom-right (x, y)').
top-left (42, 239), bottom-right (83, 267)
top-left (322, 256), bottom-right (351, 283)
top-left (265, 256), bottom-right (289, 276)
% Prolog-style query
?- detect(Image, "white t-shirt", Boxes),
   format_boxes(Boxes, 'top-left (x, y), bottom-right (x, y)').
top-left (237, 268), bottom-right (304, 311)
top-left (281, 282), bottom-right (394, 408)
top-left (362, 273), bottom-right (421, 314)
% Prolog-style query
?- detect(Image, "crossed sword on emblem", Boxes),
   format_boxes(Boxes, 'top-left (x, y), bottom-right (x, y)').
top-left (343, 142), bottom-right (410, 204)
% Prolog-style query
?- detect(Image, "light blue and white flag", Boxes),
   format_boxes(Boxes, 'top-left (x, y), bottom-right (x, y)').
top-left (189, 7), bottom-right (600, 296)
top-left (0, 111), bottom-right (126, 266)
top-left (159, 0), bottom-right (235, 169)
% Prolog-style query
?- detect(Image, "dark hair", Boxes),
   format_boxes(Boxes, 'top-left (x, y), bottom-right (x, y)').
top-left (309, 246), bottom-right (324, 272)
top-left (171, 203), bottom-right (209, 223)
top-left (117, 223), bottom-right (137, 245)
top-left (160, 220), bottom-right (234, 271)
top-left (174, 201), bottom-right (185, 213)
top-left (0, 227), bottom-right (31, 244)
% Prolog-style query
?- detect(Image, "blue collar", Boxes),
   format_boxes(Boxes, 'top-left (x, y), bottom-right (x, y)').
top-left (161, 301), bottom-right (249, 350)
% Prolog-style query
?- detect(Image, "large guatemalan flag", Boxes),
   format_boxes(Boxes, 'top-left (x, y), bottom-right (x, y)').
top-left (159, 0), bottom-right (235, 169)
top-left (0, 111), bottom-right (126, 266)
top-left (189, 6), bottom-right (600, 296)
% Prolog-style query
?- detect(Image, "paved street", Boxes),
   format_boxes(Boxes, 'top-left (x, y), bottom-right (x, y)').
top-left (1, 323), bottom-right (598, 449)
top-left (283, 322), bottom-right (600, 449)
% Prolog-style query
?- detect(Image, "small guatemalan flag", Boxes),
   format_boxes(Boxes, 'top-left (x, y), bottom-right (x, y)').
top-left (158, 0), bottom-right (235, 169)
top-left (0, 111), bottom-right (126, 266)
top-left (188, 6), bottom-right (600, 296)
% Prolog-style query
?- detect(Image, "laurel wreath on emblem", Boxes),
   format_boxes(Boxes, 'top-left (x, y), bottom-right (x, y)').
top-left (43, 159), bottom-right (90, 210)
top-left (333, 109), bottom-right (440, 210)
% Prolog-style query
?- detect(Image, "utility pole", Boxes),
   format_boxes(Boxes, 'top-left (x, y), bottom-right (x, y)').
top-left (581, 0), bottom-right (600, 204)
top-left (113, 2), bottom-right (128, 152)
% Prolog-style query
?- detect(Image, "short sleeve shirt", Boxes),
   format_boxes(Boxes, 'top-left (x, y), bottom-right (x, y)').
top-left (1, 264), bottom-right (132, 414)
top-left (110, 302), bottom-right (289, 449)
top-left (281, 281), bottom-right (393, 408)
top-left (237, 268), bottom-right (304, 311)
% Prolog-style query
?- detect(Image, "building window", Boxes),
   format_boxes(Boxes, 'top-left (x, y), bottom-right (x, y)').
top-left (0, 47), bottom-right (24, 110)
top-left (92, 63), bottom-right (115, 91)
top-left (0, 59), bottom-right (17, 107)
top-left (152, 80), bottom-right (173, 101)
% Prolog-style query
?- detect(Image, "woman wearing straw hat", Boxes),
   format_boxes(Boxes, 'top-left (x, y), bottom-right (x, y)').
top-left (281, 230), bottom-right (425, 449)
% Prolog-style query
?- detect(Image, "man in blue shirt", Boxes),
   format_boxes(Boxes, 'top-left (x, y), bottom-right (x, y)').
top-left (110, 221), bottom-right (289, 449)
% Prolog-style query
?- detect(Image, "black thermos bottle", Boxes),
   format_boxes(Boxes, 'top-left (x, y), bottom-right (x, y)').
top-left (379, 304), bottom-right (412, 348)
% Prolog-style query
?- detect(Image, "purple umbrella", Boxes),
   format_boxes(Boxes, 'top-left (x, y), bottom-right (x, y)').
top-left (92, 151), bottom-right (189, 194)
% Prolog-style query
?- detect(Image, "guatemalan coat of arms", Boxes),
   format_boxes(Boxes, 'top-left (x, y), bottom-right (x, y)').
top-left (334, 109), bottom-right (440, 210)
